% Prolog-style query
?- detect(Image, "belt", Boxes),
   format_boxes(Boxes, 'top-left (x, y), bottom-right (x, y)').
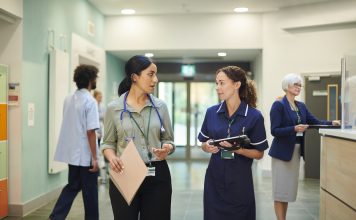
top-left (145, 160), bottom-right (164, 167)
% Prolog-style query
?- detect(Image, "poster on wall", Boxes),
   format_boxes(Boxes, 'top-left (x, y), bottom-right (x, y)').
top-left (8, 82), bottom-right (20, 106)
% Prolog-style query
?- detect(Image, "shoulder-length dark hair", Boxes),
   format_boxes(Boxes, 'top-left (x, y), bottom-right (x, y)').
top-left (216, 66), bottom-right (257, 108)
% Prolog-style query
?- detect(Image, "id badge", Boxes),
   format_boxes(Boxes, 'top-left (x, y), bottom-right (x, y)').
top-left (296, 132), bottom-right (303, 137)
top-left (221, 150), bottom-right (234, 159)
top-left (147, 166), bottom-right (156, 176)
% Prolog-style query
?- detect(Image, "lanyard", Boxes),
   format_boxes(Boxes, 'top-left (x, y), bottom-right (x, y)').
top-left (290, 102), bottom-right (301, 124)
top-left (120, 92), bottom-right (165, 133)
top-left (129, 107), bottom-right (153, 162)
top-left (227, 118), bottom-right (235, 138)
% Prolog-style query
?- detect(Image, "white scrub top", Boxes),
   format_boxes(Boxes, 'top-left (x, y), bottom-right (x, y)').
top-left (54, 89), bottom-right (100, 166)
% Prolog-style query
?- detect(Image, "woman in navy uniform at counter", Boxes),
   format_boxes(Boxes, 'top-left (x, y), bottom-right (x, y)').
top-left (269, 73), bottom-right (340, 220)
top-left (198, 66), bottom-right (269, 220)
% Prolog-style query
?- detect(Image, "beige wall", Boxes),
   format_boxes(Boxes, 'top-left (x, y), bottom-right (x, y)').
top-left (0, 0), bottom-right (23, 18)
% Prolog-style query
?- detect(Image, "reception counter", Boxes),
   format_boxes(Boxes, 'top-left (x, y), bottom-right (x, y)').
top-left (319, 129), bottom-right (356, 220)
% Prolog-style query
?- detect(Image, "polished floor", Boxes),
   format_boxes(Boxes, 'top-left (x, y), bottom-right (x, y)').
top-left (5, 161), bottom-right (320, 220)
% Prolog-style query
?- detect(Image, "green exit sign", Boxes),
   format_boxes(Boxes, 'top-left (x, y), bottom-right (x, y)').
top-left (181, 64), bottom-right (195, 78)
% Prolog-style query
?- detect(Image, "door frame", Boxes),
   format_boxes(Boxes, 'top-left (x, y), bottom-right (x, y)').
top-left (299, 71), bottom-right (340, 103)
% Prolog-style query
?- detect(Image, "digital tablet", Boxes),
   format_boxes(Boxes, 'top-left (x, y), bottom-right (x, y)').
top-left (207, 135), bottom-right (251, 151)
top-left (308, 125), bottom-right (341, 129)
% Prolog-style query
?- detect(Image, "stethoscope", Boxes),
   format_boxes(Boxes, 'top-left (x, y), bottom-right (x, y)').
top-left (120, 91), bottom-right (165, 134)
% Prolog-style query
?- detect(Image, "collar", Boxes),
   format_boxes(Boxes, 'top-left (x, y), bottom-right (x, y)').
top-left (216, 100), bottom-right (249, 117)
top-left (282, 95), bottom-right (300, 108)
top-left (114, 92), bottom-right (154, 111)
top-left (75, 88), bottom-right (91, 97)
top-left (77, 88), bottom-right (90, 93)
top-left (282, 95), bottom-right (301, 125)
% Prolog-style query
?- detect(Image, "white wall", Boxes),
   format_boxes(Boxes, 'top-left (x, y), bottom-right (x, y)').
top-left (71, 33), bottom-right (106, 96)
top-left (251, 52), bottom-right (263, 108)
top-left (105, 13), bottom-right (263, 50)
top-left (278, 1), bottom-right (356, 30)
top-left (260, 1), bottom-right (356, 173)
top-left (0, 0), bottom-right (22, 204)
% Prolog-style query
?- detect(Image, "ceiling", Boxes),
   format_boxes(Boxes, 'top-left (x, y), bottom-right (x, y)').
top-left (88, 0), bottom-right (339, 15)
top-left (88, 0), bottom-right (342, 63)
top-left (109, 49), bottom-right (262, 63)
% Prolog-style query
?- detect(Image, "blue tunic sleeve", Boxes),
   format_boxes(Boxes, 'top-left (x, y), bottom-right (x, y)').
top-left (248, 113), bottom-right (269, 151)
top-left (198, 109), bottom-right (211, 142)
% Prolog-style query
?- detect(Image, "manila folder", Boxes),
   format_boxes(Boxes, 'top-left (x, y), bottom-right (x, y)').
top-left (109, 140), bottom-right (148, 205)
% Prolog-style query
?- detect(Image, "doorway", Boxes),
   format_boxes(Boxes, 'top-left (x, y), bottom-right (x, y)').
top-left (304, 75), bottom-right (341, 179)
top-left (158, 82), bottom-right (218, 160)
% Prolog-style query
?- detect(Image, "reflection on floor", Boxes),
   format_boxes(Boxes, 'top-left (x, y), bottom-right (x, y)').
top-left (5, 161), bottom-right (320, 220)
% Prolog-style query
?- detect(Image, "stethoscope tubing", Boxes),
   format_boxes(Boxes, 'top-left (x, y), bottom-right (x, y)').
top-left (120, 92), bottom-right (165, 133)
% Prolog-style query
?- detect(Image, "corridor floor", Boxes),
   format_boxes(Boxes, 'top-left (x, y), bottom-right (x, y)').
top-left (5, 161), bottom-right (320, 220)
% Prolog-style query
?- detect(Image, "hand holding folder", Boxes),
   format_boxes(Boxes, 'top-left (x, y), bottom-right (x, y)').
top-left (109, 140), bottom-right (148, 205)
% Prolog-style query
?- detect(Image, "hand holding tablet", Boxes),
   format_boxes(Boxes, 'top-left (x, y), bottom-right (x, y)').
top-left (207, 135), bottom-right (251, 151)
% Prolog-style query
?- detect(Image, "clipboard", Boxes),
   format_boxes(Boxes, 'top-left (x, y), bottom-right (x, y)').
top-left (207, 135), bottom-right (251, 151)
top-left (109, 140), bottom-right (148, 205)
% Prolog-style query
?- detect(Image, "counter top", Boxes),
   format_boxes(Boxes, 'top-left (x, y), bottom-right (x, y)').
top-left (319, 129), bottom-right (356, 141)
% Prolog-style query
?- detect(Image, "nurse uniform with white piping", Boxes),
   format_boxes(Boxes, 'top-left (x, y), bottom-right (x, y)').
top-left (198, 66), bottom-right (268, 220)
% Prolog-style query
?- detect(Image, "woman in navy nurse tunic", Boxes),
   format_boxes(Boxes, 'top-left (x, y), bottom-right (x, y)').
top-left (198, 66), bottom-right (269, 220)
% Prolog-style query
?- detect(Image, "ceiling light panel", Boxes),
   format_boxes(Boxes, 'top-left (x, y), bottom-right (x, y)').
top-left (121, 9), bottom-right (136, 15)
top-left (234, 7), bottom-right (249, 13)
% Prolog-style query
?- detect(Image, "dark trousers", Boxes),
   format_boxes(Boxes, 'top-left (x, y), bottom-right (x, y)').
top-left (109, 160), bottom-right (172, 220)
top-left (50, 165), bottom-right (99, 220)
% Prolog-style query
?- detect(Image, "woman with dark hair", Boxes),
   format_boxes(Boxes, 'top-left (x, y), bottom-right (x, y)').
top-left (101, 55), bottom-right (175, 220)
top-left (198, 66), bottom-right (268, 220)
top-left (118, 77), bottom-right (131, 96)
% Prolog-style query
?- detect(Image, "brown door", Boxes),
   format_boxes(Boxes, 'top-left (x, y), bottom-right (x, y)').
top-left (304, 75), bottom-right (341, 179)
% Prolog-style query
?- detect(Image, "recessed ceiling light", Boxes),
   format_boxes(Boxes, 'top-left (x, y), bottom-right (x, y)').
top-left (218, 52), bottom-right (227, 57)
top-left (121, 9), bottom-right (136, 15)
top-left (234, 7), bottom-right (248, 13)
top-left (145, 53), bottom-right (154, 57)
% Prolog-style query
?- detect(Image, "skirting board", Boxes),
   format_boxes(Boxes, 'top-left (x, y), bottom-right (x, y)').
top-left (8, 185), bottom-right (63, 217)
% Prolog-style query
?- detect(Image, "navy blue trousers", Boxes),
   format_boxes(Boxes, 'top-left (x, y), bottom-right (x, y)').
top-left (50, 165), bottom-right (99, 220)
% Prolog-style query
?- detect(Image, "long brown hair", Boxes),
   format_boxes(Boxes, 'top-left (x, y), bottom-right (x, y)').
top-left (216, 66), bottom-right (257, 108)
